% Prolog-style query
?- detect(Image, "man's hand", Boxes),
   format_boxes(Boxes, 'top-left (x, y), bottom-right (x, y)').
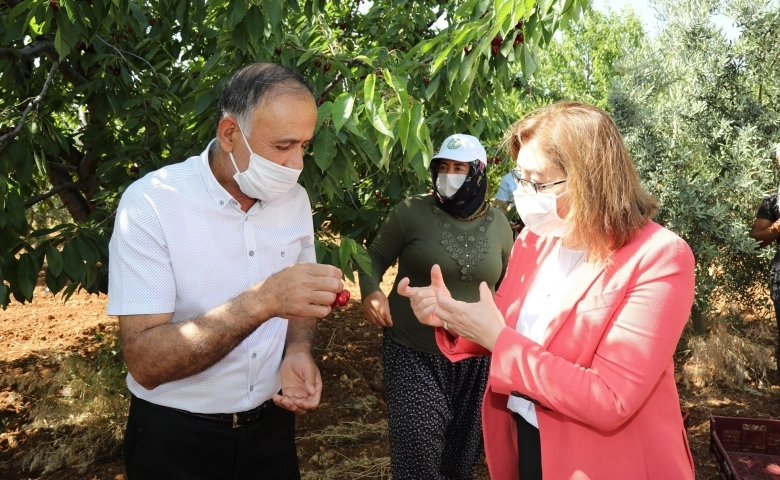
top-left (362, 290), bottom-right (393, 327)
top-left (273, 345), bottom-right (322, 414)
top-left (242, 263), bottom-right (344, 322)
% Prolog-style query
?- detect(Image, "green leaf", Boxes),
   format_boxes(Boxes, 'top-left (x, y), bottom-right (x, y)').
top-left (384, 70), bottom-right (409, 109)
top-left (6, 190), bottom-right (26, 231)
top-left (398, 110), bottom-right (410, 152)
top-left (313, 126), bottom-right (338, 172)
top-left (353, 55), bottom-right (373, 67)
top-left (332, 93), bottom-right (355, 133)
top-left (74, 237), bottom-right (99, 264)
top-left (54, 27), bottom-right (73, 60)
top-left (61, 241), bottom-right (86, 282)
top-left (47, 246), bottom-right (63, 277)
top-left (368, 95), bottom-right (393, 138)
top-left (338, 237), bottom-right (355, 282)
top-left (17, 253), bottom-right (37, 301)
top-left (351, 243), bottom-right (372, 276)
top-left (226, 0), bottom-right (245, 28)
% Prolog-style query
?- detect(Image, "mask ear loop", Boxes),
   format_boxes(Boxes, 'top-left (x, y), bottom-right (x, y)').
top-left (228, 121), bottom-right (252, 174)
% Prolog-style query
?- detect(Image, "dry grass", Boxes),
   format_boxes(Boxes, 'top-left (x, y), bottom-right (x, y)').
top-left (298, 419), bottom-right (388, 449)
top-left (301, 455), bottom-right (391, 480)
top-left (19, 344), bottom-right (128, 475)
top-left (682, 320), bottom-right (776, 390)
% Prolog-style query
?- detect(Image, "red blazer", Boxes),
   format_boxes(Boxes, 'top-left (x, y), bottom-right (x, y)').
top-left (437, 221), bottom-right (696, 480)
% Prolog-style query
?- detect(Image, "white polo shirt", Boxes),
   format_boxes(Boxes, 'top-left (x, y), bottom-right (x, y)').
top-left (107, 140), bottom-right (316, 414)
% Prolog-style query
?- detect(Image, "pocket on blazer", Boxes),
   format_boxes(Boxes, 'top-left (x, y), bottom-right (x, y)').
top-left (575, 289), bottom-right (624, 315)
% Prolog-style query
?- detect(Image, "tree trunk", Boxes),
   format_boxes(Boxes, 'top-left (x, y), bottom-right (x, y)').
top-left (691, 304), bottom-right (707, 335)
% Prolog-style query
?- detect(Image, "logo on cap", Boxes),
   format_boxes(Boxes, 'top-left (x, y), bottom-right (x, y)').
top-left (447, 137), bottom-right (462, 149)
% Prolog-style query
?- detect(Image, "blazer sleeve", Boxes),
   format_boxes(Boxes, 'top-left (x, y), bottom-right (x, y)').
top-left (488, 233), bottom-right (695, 432)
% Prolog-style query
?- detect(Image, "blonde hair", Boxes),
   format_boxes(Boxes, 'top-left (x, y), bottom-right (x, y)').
top-left (505, 102), bottom-right (657, 263)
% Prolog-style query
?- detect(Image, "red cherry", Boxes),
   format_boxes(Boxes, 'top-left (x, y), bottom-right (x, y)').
top-left (49, 0), bottom-right (59, 10)
top-left (339, 23), bottom-right (347, 30)
top-left (514, 32), bottom-right (524, 45)
top-left (314, 60), bottom-right (322, 68)
top-left (376, 69), bottom-right (383, 77)
top-left (491, 36), bottom-right (503, 46)
top-left (323, 63), bottom-right (331, 73)
top-left (495, 156), bottom-right (501, 164)
top-left (331, 290), bottom-right (350, 308)
top-left (274, 47), bottom-right (282, 55)
top-left (150, 17), bottom-right (157, 26)
top-left (130, 163), bottom-right (139, 173)
top-left (380, 198), bottom-right (389, 205)
top-left (423, 77), bottom-right (430, 85)
top-left (464, 46), bottom-right (471, 55)
top-left (515, 20), bottom-right (524, 30)
top-left (375, 191), bottom-right (381, 198)
top-left (491, 45), bottom-right (499, 56)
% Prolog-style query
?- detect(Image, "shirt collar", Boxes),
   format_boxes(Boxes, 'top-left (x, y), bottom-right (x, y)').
top-left (200, 138), bottom-right (238, 209)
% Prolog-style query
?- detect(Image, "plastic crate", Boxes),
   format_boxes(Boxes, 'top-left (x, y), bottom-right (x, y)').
top-left (710, 415), bottom-right (780, 480)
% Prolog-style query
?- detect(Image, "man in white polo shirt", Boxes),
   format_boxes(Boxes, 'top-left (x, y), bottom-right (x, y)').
top-left (107, 63), bottom-right (344, 479)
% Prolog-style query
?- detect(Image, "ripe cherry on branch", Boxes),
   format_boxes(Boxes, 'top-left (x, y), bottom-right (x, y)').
top-left (274, 47), bottom-right (282, 55)
top-left (491, 36), bottom-right (503, 46)
top-left (49, 0), bottom-right (59, 11)
top-left (423, 77), bottom-right (430, 85)
top-left (314, 60), bottom-right (322, 68)
top-left (323, 63), bottom-right (331, 73)
top-left (491, 45), bottom-right (499, 56)
top-left (514, 32), bottom-right (524, 45)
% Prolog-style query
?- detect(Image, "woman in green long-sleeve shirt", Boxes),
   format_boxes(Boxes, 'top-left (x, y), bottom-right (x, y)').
top-left (359, 134), bottom-right (514, 480)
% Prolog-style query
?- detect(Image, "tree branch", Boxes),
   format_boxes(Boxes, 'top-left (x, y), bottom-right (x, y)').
top-left (0, 35), bottom-right (55, 61)
top-left (23, 182), bottom-right (84, 209)
top-left (48, 161), bottom-right (78, 173)
top-left (0, 60), bottom-right (59, 152)
top-left (319, 73), bottom-right (345, 102)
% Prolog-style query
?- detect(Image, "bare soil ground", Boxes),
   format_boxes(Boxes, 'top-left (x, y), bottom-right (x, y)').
top-left (0, 269), bottom-right (779, 479)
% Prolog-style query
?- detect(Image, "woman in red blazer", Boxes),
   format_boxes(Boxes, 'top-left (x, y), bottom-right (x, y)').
top-left (399, 102), bottom-right (696, 479)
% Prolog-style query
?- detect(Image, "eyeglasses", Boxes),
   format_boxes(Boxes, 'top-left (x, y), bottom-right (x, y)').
top-left (510, 169), bottom-right (567, 194)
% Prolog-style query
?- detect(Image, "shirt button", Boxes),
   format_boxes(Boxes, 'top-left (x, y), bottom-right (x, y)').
top-left (251, 353), bottom-right (257, 359)
top-left (249, 385), bottom-right (254, 391)
top-left (280, 251), bottom-right (285, 257)
top-left (219, 200), bottom-right (224, 205)
top-left (249, 251), bottom-right (254, 256)
top-left (231, 199), bottom-right (237, 205)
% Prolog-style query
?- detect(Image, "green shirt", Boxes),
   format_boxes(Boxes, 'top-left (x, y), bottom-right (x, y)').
top-left (359, 194), bottom-right (514, 355)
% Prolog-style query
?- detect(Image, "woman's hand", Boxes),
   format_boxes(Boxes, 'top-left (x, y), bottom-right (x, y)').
top-left (397, 265), bottom-right (449, 328)
top-left (434, 281), bottom-right (506, 351)
top-left (362, 290), bottom-right (393, 327)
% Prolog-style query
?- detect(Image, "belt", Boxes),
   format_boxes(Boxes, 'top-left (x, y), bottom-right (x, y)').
top-left (134, 395), bottom-right (275, 428)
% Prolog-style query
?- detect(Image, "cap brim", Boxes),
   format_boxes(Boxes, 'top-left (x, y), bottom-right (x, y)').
top-left (431, 151), bottom-right (485, 164)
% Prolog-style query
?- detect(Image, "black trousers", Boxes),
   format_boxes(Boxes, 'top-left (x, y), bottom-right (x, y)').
top-left (124, 395), bottom-right (300, 480)
top-left (514, 413), bottom-right (543, 480)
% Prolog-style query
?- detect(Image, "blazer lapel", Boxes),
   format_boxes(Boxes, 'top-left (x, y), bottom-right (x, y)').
top-left (541, 259), bottom-right (603, 348)
top-left (502, 236), bottom-right (557, 329)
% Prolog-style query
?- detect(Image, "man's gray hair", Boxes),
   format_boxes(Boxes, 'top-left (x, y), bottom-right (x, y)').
top-left (214, 62), bottom-right (315, 138)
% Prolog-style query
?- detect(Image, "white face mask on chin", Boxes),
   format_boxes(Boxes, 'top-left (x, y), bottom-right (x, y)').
top-left (435, 173), bottom-right (467, 198)
top-left (228, 128), bottom-right (302, 202)
top-left (513, 189), bottom-right (571, 237)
